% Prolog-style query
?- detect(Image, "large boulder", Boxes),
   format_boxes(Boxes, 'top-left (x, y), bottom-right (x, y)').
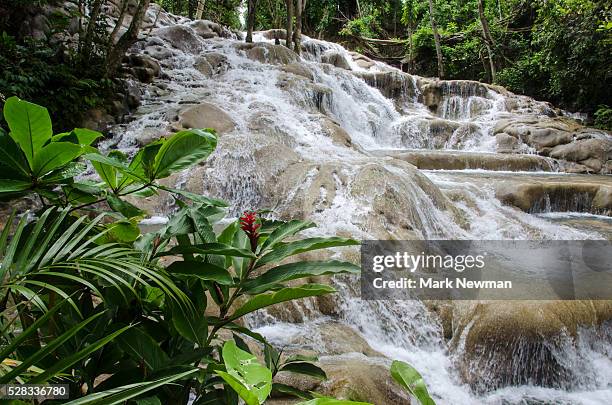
top-left (321, 51), bottom-right (352, 70)
top-left (153, 25), bottom-right (203, 53)
top-left (383, 150), bottom-right (556, 172)
top-left (449, 300), bottom-right (612, 391)
top-left (235, 42), bottom-right (299, 65)
top-left (316, 356), bottom-right (410, 404)
top-left (494, 178), bottom-right (611, 215)
top-left (188, 19), bottom-right (233, 39)
top-left (176, 103), bottom-right (236, 134)
top-left (549, 138), bottom-right (612, 173)
top-left (124, 53), bottom-right (161, 83)
top-left (193, 52), bottom-right (230, 77)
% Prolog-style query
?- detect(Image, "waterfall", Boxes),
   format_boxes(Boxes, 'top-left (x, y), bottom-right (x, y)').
top-left (105, 14), bottom-right (612, 404)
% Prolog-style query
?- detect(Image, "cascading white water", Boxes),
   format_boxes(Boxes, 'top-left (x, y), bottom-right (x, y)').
top-left (105, 17), bottom-right (612, 404)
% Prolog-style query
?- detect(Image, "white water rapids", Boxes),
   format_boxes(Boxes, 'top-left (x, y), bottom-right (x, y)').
top-left (103, 16), bottom-right (612, 404)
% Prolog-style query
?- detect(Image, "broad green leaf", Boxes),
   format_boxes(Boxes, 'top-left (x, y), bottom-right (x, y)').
top-left (39, 162), bottom-right (86, 184)
top-left (117, 327), bottom-right (170, 371)
top-left (230, 284), bottom-right (336, 320)
top-left (160, 243), bottom-right (256, 259)
top-left (220, 341), bottom-right (272, 405)
top-left (129, 140), bottom-right (164, 181)
top-left (244, 260), bottom-right (359, 294)
top-left (257, 237), bottom-right (359, 267)
top-left (107, 194), bottom-right (145, 218)
top-left (0, 179), bottom-right (31, 193)
top-left (216, 371), bottom-right (261, 405)
top-left (279, 362), bottom-right (327, 380)
top-left (85, 153), bottom-right (148, 184)
top-left (172, 304), bottom-right (207, 345)
top-left (152, 129), bottom-right (217, 179)
top-left (0, 133), bottom-right (30, 177)
top-left (390, 360), bottom-right (436, 405)
top-left (167, 261), bottom-right (233, 285)
top-left (107, 220), bottom-right (141, 243)
top-left (32, 142), bottom-right (83, 177)
top-left (91, 158), bottom-right (119, 190)
top-left (232, 228), bottom-right (250, 279)
top-left (52, 128), bottom-right (102, 145)
top-left (63, 368), bottom-right (198, 405)
top-left (3, 96), bottom-right (52, 166)
top-left (259, 220), bottom-right (316, 253)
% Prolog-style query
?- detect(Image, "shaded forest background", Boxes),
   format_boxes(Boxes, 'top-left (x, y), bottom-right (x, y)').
top-left (1, 0), bottom-right (610, 130)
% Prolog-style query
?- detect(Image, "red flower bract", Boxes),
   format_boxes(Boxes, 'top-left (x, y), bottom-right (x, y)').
top-left (240, 210), bottom-right (260, 251)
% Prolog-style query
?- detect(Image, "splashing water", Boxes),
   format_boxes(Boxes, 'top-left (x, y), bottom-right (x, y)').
top-left (107, 15), bottom-right (612, 404)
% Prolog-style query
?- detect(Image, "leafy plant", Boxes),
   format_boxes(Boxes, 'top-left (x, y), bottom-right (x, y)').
top-left (391, 360), bottom-right (436, 405)
top-left (0, 98), bottom-right (435, 405)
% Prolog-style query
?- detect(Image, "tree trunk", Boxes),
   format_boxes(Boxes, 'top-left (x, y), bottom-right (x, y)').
top-left (107, 0), bottom-right (129, 50)
top-left (195, 0), bottom-right (205, 20)
top-left (81, 0), bottom-right (105, 61)
top-left (285, 0), bottom-right (293, 49)
top-left (246, 0), bottom-right (258, 43)
top-left (106, 0), bottom-right (151, 77)
top-left (478, 0), bottom-right (496, 82)
top-left (427, 0), bottom-right (444, 78)
top-left (294, 0), bottom-right (302, 55)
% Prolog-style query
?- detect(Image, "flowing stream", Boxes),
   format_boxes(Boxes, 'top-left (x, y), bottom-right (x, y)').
top-left (105, 14), bottom-right (612, 404)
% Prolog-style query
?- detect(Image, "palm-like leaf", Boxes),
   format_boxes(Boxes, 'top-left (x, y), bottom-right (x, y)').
top-left (0, 207), bottom-right (191, 309)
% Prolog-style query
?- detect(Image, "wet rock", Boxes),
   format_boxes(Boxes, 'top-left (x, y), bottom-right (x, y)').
top-left (280, 63), bottom-right (314, 80)
top-left (177, 103), bottom-right (236, 134)
top-left (320, 117), bottom-right (352, 147)
top-left (496, 133), bottom-right (520, 153)
top-left (316, 356), bottom-right (410, 404)
top-left (125, 53), bottom-right (161, 83)
top-left (188, 19), bottom-right (232, 39)
top-left (82, 108), bottom-right (115, 132)
top-left (549, 138), bottom-right (612, 170)
top-left (450, 300), bottom-right (612, 391)
top-left (592, 186), bottom-right (612, 213)
top-left (349, 52), bottom-right (375, 69)
top-left (321, 51), bottom-right (351, 70)
top-left (355, 71), bottom-right (418, 102)
top-left (259, 29), bottom-right (287, 41)
top-left (527, 127), bottom-right (573, 149)
top-left (382, 150), bottom-right (556, 172)
top-left (135, 127), bottom-right (165, 146)
top-left (194, 52), bottom-right (230, 77)
top-left (236, 42), bottom-right (299, 65)
top-left (495, 180), bottom-right (609, 215)
top-left (153, 25), bottom-right (203, 53)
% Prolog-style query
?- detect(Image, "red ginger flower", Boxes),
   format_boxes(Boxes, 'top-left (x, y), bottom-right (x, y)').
top-left (240, 210), bottom-right (260, 252)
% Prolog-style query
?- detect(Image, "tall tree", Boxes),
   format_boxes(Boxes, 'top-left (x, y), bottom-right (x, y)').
top-left (107, 0), bottom-right (129, 51)
top-left (294, 0), bottom-right (302, 55)
top-left (106, 0), bottom-right (151, 76)
top-left (285, 0), bottom-right (293, 49)
top-left (195, 0), bottom-right (205, 19)
top-left (478, 0), bottom-right (496, 82)
top-left (246, 0), bottom-right (258, 43)
top-left (81, 0), bottom-right (105, 61)
top-left (427, 0), bottom-right (444, 78)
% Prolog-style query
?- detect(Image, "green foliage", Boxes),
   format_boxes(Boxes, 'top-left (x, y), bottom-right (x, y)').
top-left (594, 105), bottom-right (612, 131)
top-left (0, 31), bottom-right (113, 132)
top-left (0, 98), bottom-right (378, 404)
top-left (390, 360), bottom-right (436, 405)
